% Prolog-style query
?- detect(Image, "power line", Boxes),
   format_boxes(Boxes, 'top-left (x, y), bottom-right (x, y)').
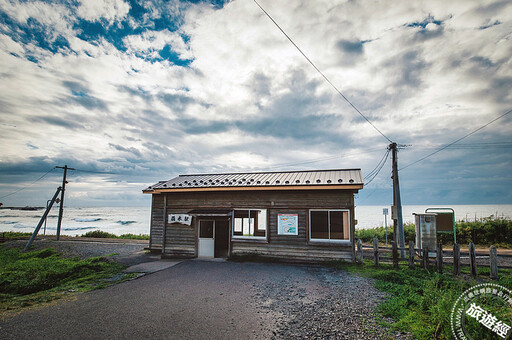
top-left (364, 148), bottom-right (389, 180)
top-left (408, 142), bottom-right (512, 150)
top-left (252, 0), bottom-right (392, 144)
top-left (365, 149), bottom-right (390, 186)
top-left (400, 107), bottom-right (512, 171)
top-left (0, 167), bottom-right (57, 199)
top-left (356, 170), bottom-right (392, 206)
top-left (254, 147), bottom-right (385, 171)
top-left (72, 168), bottom-right (116, 174)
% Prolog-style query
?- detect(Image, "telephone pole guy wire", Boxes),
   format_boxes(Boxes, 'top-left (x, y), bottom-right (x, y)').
top-left (0, 167), bottom-right (57, 199)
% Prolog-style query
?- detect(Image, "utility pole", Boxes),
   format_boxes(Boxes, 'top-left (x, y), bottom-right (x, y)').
top-left (56, 165), bottom-right (75, 240)
top-left (389, 143), bottom-right (406, 258)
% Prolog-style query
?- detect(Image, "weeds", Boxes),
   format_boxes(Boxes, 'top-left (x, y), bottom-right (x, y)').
top-left (0, 247), bottom-right (133, 313)
top-left (332, 260), bottom-right (512, 339)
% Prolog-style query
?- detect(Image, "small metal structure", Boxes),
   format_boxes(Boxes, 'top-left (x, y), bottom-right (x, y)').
top-left (425, 207), bottom-right (456, 244)
top-left (414, 213), bottom-right (437, 257)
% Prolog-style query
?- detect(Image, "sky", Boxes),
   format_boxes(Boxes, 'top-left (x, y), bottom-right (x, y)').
top-left (0, 0), bottom-right (511, 207)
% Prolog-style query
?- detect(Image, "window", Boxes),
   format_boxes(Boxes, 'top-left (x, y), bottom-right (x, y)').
top-left (233, 209), bottom-right (267, 238)
top-left (310, 210), bottom-right (350, 241)
top-left (199, 220), bottom-right (214, 238)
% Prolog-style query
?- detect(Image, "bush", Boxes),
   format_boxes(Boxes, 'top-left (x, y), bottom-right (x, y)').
top-left (81, 230), bottom-right (117, 238)
top-left (118, 234), bottom-right (150, 240)
top-left (356, 217), bottom-right (512, 247)
top-left (81, 230), bottom-right (149, 240)
top-left (355, 223), bottom-right (415, 243)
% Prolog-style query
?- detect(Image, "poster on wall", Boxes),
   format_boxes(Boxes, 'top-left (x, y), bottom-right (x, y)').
top-left (278, 214), bottom-right (298, 235)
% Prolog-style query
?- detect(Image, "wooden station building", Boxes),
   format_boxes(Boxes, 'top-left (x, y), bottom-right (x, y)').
top-left (143, 169), bottom-right (363, 262)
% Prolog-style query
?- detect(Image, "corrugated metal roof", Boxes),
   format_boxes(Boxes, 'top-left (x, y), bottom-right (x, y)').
top-left (144, 169), bottom-right (363, 192)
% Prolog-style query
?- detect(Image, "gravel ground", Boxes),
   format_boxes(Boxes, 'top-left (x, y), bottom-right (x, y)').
top-left (254, 265), bottom-right (410, 339)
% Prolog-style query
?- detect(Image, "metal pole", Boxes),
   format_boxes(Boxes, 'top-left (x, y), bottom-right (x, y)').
top-left (25, 187), bottom-right (62, 251)
top-left (385, 212), bottom-right (388, 246)
top-left (390, 143), bottom-right (405, 258)
top-left (44, 199), bottom-right (51, 239)
top-left (56, 165), bottom-right (74, 240)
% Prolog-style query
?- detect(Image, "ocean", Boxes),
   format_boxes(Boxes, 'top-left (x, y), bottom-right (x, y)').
top-left (1, 205), bottom-right (511, 236)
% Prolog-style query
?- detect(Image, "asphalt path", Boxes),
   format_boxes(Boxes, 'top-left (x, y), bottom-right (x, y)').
top-left (1, 260), bottom-right (277, 339)
top-left (0, 260), bottom-right (402, 339)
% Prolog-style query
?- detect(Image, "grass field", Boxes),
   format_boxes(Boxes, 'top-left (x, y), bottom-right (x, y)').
top-left (332, 260), bottom-right (512, 339)
top-left (0, 247), bottom-right (136, 313)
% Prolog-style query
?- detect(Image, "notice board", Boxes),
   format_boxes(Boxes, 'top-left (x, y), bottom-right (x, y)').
top-left (277, 214), bottom-right (298, 235)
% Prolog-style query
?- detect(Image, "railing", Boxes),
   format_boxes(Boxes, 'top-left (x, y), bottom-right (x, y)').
top-left (355, 238), bottom-right (512, 280)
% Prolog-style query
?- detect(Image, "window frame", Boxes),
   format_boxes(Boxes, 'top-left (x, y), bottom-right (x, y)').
top-left (308, 209), bottom-right (351, 244)
top-left (232, 208), bottom-right (267, 240)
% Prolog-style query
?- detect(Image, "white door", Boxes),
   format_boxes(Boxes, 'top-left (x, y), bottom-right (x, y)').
top-left (198, 220), bottom-right (214, 257)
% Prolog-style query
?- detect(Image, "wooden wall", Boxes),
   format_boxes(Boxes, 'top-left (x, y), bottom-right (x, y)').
top-left (150, 189), bottom-right (357, 261)
top-left (149, 194), bottom-right (164, 251)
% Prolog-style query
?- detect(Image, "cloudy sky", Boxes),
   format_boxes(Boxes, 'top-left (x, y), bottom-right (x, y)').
top-left (0, 0), bottom-right (511, 207)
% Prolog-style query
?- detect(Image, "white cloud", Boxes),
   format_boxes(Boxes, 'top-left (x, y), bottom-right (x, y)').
top-left (0, 0), bottom-right (511, 206)
top-left (76, 0), bottom-right (130, 24)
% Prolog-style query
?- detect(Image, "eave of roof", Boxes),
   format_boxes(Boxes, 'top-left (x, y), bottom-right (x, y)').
top-left (144, 184), bottom-right (363, 194)
top-left (143, 169), bottom-right (364, 194)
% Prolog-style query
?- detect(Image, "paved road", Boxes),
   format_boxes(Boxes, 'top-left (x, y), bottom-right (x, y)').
top-left (0, 260), bottom-right (402, 339)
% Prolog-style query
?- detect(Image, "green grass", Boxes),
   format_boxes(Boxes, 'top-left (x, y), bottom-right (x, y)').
top-left (0, 247), bottom-right (135, 313)
top-left (81, 230), bottom-right (150, 240)
top-left (332, 260), bottom-right (512, 339)
top-left (0, 231), bottom-right (32, 242)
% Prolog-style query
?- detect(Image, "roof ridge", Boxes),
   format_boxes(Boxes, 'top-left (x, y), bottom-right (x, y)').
top-left (178, 168), bottom-right (361, 177)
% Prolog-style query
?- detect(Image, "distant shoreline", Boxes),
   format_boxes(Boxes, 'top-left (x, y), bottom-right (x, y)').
top-left (0, 206), bottom-right (44, 211)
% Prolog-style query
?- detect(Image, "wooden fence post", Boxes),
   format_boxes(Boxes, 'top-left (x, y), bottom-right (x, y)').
top-left (490, 245), bottom-right (498, 280)
top-left (423, 246), bottom-right (429, 269)
top-left (469, 242), bottom-right (477, 277)
top-left (408, 241), bottom-right (415, 269)
top-left (453, 244), bottom-right (460, 276)
top-left (437, 242), bottom-right (443, 274)
top-left (392, 241), bottom-right (398, 269)
top-left (356, 239), bottom-right (363, 265)
top-left (373, 238), bottom-right (379, 266)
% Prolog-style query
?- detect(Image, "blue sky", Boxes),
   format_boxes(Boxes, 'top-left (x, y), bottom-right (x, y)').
top-left (0, 0), bottom-right (511, 207)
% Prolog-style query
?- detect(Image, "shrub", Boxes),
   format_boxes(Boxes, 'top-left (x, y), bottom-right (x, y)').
top-left (356, 217), bottom-right (512, 247)
top-left (81, 230), bottom-right (117, 238)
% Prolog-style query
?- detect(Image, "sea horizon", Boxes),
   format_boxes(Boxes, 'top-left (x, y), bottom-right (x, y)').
top-left (1, 204), bottom-right (511, 236)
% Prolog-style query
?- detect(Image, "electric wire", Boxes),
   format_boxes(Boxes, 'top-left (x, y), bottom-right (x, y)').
top-left (364, 148), bottom-right (390, 180)
top-left (0, 167), bottom-right (57, 199)
top-left (72, 168), bottom-right (115, 174)
top-left (254, 147), bottom-right (386, 171)
top-left (252, 0), bottom-right (392, 144)
top-left (408, 142), bottom-right (512, 150)
top-left (364, 149), bottom-right (390, 186)
top-left (356, 170), bottom-right (392, 206)
top-left (400, 108), bottom-right (512, 171)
